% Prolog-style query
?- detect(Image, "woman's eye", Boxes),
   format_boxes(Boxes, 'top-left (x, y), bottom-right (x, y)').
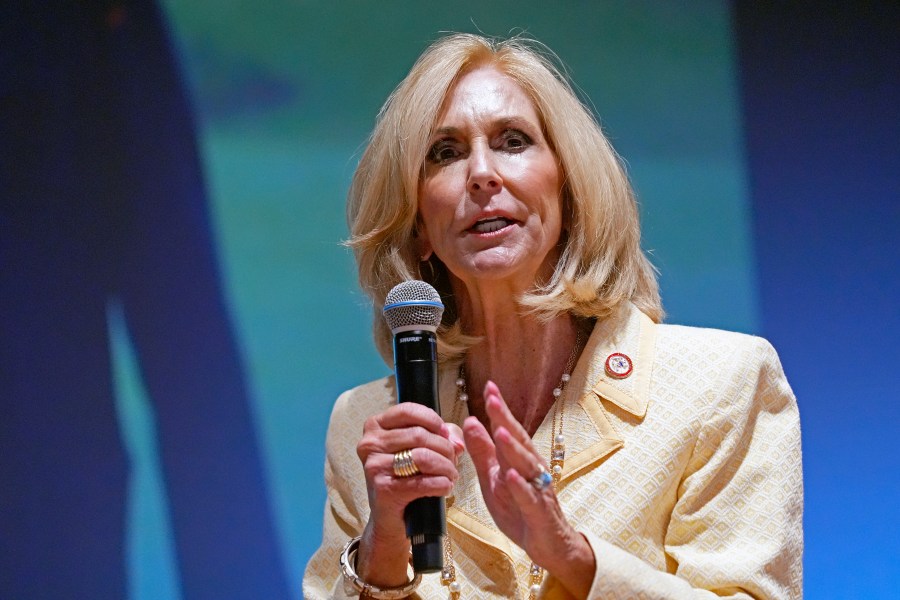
top-left (427, 141), bottom-right (460, 164)
top-left (499, 130), bottom-right (531, 151)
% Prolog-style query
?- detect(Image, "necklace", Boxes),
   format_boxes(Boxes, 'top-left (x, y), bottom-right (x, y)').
top-left (443, 327), bottom-right (585, 599)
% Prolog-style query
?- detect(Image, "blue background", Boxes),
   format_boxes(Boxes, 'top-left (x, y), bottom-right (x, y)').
top-left (1, 1), bottom-right (897, 598)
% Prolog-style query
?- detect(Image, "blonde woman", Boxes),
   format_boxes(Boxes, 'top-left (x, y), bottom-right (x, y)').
top-left (304, 33), bottom-right (802, 599)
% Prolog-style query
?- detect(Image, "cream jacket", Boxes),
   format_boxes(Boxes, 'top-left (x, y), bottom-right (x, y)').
top-left (304, 304), bottom-right (803, 599)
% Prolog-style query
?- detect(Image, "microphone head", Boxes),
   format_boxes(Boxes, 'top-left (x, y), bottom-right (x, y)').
top-left (383, 280), bottom-right (444, 334)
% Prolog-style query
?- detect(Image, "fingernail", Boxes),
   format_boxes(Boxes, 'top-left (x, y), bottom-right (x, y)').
top-left (450, 435), bottom-right (466, 451)
top-left (440, 423), bottom-right (450, 437)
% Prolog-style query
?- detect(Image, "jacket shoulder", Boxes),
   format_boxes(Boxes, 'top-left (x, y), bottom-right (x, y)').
top-left (654, 323), bottom-right (794, 412)
top-left (655, 323), bottom-right (776, 366)
top-left (328, 375), bottom-right (397, 444)
top-left (656, 322), bottom-right (764, 347)
top-left (653, 323), bottom-right (786, 395)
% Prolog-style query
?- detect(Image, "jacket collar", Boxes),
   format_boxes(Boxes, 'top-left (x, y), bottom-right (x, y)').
top-left (544, 301), bottom-right (657, 483)
top-left (438, 302), bottom-right (658, 560)
top-left (584, 301), bottom-right (657, 419)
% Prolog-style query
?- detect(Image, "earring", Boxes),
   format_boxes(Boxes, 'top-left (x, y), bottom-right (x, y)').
top-left (420, 256), bottom-right (436, 282)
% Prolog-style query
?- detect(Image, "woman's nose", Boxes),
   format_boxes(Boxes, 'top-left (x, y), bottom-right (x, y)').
top-left (467, 144), bottom-right (502, 194)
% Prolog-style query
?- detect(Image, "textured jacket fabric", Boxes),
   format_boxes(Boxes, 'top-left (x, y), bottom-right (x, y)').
top-left (303, 303), bottom-right (803, 599)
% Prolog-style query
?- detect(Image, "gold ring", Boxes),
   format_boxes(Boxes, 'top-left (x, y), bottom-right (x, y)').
top-left (392, 449), bottom-right (421, 478)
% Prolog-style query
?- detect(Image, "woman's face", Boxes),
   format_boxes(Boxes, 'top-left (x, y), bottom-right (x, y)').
top-left (418, 66), bottom-right (564, 290)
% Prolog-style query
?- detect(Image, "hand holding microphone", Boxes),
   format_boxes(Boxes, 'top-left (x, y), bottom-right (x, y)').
top-left (381, 280), bottom-right (448, 573)
top-left (354, 281), bottom-right (460, 582)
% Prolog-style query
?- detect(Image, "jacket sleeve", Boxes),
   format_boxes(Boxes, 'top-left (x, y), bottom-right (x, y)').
top-left (583, 336), bottom-right (803, 599)
top-left (303, 390), bottom-right (370, 600)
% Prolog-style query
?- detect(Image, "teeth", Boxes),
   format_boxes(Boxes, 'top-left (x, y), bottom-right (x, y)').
top-left (473, 218), bottom-right (510, 233)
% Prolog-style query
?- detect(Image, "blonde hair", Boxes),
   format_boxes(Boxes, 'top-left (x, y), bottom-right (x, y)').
top-left (346, 33), bottom-right (662, 363)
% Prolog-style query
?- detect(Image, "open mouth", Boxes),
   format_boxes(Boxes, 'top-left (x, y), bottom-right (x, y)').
top-left (470, 217), bottom-right (514, 234)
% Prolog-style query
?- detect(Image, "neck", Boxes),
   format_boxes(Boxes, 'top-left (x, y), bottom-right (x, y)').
top-left (454, 279), bottom-right (583, 435)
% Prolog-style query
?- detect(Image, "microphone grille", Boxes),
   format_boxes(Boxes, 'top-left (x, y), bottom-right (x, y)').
top-left (383, 280), bottom-right (444, 333)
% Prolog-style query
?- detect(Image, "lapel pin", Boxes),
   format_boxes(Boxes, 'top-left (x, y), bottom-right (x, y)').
top-left (605, 352), bottom-right (633, 379)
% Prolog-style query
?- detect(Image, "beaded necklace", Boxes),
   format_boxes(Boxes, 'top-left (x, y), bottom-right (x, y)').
top-left (442, 328), bottom-right (585, 599)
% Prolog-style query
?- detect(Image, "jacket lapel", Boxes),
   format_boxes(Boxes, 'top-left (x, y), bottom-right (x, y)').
top-left (560, 302), bottom-right (657, 482)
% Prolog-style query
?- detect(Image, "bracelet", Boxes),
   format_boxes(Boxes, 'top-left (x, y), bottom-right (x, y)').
top-left (340, 536), bottom-right (422, 599)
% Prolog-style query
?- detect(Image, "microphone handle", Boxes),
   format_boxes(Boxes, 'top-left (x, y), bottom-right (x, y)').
top-left (393, 331), bottom-right (445, 573)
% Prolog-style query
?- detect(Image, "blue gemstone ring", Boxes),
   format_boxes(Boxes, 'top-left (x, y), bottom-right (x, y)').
top-left (530, 466), bottom-right (553, 491)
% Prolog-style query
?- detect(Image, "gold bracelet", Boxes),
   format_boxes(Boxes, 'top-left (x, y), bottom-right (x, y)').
top-left (340, 536), bottom-right (422, 599)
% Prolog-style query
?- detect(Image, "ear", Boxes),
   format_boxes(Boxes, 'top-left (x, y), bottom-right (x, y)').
top-left (419, 240), bottom-right (433, 262)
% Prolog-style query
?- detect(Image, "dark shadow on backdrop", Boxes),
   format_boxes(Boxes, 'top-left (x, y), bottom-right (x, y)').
top-left (736, 2), bottom-right (899, 594)
top-left (0, 1), bottom-right (290, 598)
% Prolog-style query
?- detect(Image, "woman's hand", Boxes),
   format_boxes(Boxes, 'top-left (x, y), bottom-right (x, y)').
top-left (463, 381), bottom-right (595, 598)
top-left (354, 403), bottom-right (464, 587)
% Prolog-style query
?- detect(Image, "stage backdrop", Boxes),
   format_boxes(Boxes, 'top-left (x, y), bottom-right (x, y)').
top-left (1, 1), bottom-right (896, 599)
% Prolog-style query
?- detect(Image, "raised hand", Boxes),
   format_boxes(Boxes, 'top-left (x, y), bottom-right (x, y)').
top-left (463, 381), bottom-right (594, 598)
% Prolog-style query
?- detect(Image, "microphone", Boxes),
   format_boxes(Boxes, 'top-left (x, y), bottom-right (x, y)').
top-left (382, 280), bottom-right (445, 573)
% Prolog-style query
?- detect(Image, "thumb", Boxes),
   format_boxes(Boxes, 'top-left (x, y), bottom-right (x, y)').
top-left (445, 422), bottom-right (466, 459)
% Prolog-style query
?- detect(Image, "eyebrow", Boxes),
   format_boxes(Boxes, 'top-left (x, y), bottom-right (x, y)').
top-left (432, 116), bottom-right (536, 137)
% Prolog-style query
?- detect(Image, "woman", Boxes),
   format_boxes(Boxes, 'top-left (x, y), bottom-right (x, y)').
top-left (304, 33), bottom-right (802, 599)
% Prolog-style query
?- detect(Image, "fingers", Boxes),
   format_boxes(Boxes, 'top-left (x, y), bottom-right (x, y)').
top-left (494, 425), bottom-right (547, 481)
top-left (369, 467), bottom-right (457, 515)
top-left (362, 424), bottom-right (455, 458)
top-left (462, 416), bottom-right (501, 492)
top-left (445, 422), bottom-right (466, 462)
top-left (483, 381), bottom-right (540, 456)
top-left (358, 403), bottom-right (458, 464)
top-left (366, 448), bottom-right (459, 491)
top-left (503, 466), bottom-right (548, 516)
top-left (357, 403), bottom-right (464, 500)
top-left (374, 402), bottom-right (447, 433)
top-left (482, 382), bottom-right (545, 481)
top-left (393, 447), bottom-right (460, 480)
